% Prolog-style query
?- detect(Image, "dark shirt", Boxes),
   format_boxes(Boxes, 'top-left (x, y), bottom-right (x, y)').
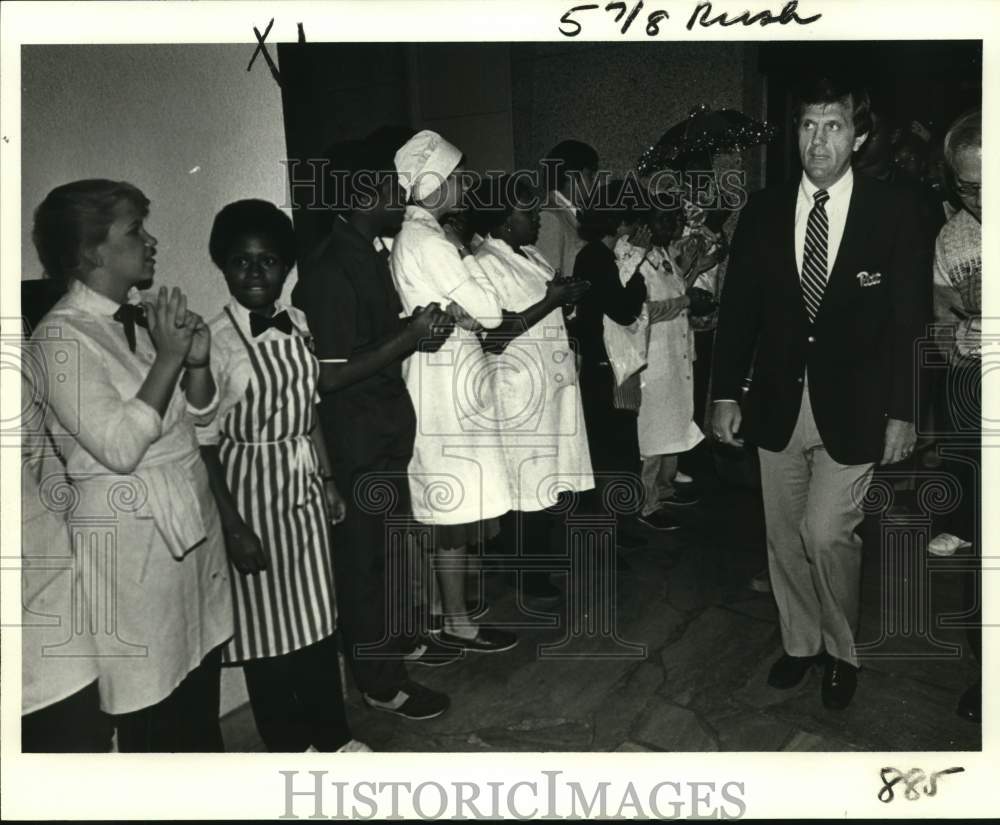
top-left (292, 217), bottom-right (416, 474)
top-left (569, 240), bottom-right (647, 366)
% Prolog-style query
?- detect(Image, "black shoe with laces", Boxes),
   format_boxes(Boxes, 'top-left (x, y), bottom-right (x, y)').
top-left (767, 653), bottom-right (819, 689)
top-left (821, 656), bottom-right (859, 710)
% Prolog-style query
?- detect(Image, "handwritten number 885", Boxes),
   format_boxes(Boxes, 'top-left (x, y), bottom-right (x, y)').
top-left (878, 768), bottom-right (964, 803)
top-left (559, 2), bottom-right (670, 37)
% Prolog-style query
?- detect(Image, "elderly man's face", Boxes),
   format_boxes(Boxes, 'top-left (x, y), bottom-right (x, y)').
top-left (952, 145), bottom-right (982, 223)
top-left (798, 98), bottom-right (868, 189)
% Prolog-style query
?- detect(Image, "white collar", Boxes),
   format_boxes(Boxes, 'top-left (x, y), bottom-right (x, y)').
top-left (226, 296), bottom-right (294, 336)
top-left (66, 279), bottom-right (141, 316)
top-left (800, 167), bottom-right (853, 203)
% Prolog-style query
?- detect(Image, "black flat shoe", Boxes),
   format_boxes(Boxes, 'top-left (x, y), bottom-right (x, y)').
top-left (821, 657), bottom-right (858, 710)
top-left (956, 679), bottom-right (981, 723)
top-left (767, 653), bottom-right (819, 689)
top-left (637, 509), bottom-right (683, 531)
top-left (438, 625), bottom-right (518, 653)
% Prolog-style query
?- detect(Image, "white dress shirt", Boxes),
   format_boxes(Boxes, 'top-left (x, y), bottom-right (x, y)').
top-left (795, 167), bottom-right (854, 279)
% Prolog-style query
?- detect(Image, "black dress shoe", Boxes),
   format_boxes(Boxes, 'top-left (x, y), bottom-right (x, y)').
top-left (957, 679), bottom-right (981, 723)
top-left (767, 653), bottom-right (818, 689)
top-left (821, 657), bottom-right (858, 710)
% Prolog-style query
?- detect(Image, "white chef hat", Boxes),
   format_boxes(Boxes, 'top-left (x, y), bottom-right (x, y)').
top-left (394, 129), bottom-right (463, 202)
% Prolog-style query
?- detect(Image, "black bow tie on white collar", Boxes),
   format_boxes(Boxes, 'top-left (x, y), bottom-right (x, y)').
top-left (250, 310), bottom-right (294, 337)
top-left (112, 303), bottom-right (148, 353)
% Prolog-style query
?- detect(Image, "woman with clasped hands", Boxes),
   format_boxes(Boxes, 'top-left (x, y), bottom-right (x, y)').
top-left (31, 179), bottom-right (233, 751)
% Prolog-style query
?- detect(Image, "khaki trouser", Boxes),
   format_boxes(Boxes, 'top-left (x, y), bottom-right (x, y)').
top-left (640, 454), bottom-right (679, 516)
top-left (757, 380), bottom-right (874, 666)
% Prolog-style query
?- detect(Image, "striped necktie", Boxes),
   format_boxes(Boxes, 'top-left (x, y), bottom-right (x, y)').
top-left (801, 188), bottom-right (830, 322)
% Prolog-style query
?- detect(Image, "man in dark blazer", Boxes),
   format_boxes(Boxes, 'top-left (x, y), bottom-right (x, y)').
top-left (711, 75), bottom-right (927, 709)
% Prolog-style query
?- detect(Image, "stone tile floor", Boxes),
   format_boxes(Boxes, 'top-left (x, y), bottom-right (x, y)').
top-left (221, 472), bottom-right (982, 753)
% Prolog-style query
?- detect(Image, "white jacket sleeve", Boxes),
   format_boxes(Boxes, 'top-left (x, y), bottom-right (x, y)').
top-left (40, 325), bottom-right (162, 474)
top-left (422, 234), bottom-right (504, 329)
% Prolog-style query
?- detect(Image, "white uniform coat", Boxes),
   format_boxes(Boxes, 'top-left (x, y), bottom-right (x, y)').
top-left (615, 238), bottom-right (704, 457)
top-left (474, 237), bottom-right (595, 512)
top-left (20, 374), bottom-right (99, 715)
top-left (391, 206), bottom-right (513, 525)
top-left (35, 280), bottom-right (233, 714)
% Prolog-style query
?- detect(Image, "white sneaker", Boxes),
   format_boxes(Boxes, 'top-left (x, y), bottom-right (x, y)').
top-left (928, 533), bottom-right (973, 557)
top-left (336, 739), bottom-right (372, 753)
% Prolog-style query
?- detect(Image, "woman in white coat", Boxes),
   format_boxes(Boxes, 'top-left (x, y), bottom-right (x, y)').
top-left (20, 372), bottom-right (109, 751)
top-left (391, 131), bottom-right (517, 653)
top-left (616, 206), bottom-right (712, 532)
top-left (469, 175), bottom-right (593, 601)
top-left (30, 179), bottom-right (233, 751)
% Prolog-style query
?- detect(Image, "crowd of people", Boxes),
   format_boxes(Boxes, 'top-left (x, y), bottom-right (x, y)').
top-left (19, 70), bottom-right (982, 752)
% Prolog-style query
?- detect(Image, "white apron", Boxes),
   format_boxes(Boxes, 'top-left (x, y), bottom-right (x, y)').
top-left (474, 238), bottom-right (595, 511)
top-left (615, 239), bottom-right (704, 457)
top-left (37, 288), bottom-right (233, 714)
top-left (391, 206), bottom-right (513, 525)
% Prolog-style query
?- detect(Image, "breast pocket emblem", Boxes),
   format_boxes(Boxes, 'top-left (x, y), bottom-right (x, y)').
top-left (857, 271), bottom-right (883, 288)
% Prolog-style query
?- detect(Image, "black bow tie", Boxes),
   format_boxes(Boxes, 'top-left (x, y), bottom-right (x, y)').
top-left (250, 310), bottom-right (294, 337)
top-left (112, 303), bottom-right (148, 353)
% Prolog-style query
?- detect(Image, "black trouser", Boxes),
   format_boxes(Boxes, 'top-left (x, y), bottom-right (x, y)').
top-left (332, 457), bottom-right (417, 701)
top-left (499, 507), bottom-right (564, 593)
top-left (692, 329), bottom-right (715, 434)
top-left (579, 364), bottom-right (641, 524)
top-left (21, 680), bottom-right (112, 753)
top-left (113, 647), bottom-right (224, 753)
top-left (242, 634), bottom-right (351, 752)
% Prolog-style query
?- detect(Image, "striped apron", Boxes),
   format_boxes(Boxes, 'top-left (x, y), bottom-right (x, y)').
top-left (217, 307), bottom-right (336, 663)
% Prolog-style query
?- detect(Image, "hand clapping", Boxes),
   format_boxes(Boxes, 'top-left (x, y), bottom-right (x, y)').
top-left (144, 287), bottom-right (195, 363)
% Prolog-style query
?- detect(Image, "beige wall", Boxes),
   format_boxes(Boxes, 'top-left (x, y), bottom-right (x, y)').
top-left (20, 43), bottom-right (292, 715)
top-left (21, 44), bottom-right (293, 315)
